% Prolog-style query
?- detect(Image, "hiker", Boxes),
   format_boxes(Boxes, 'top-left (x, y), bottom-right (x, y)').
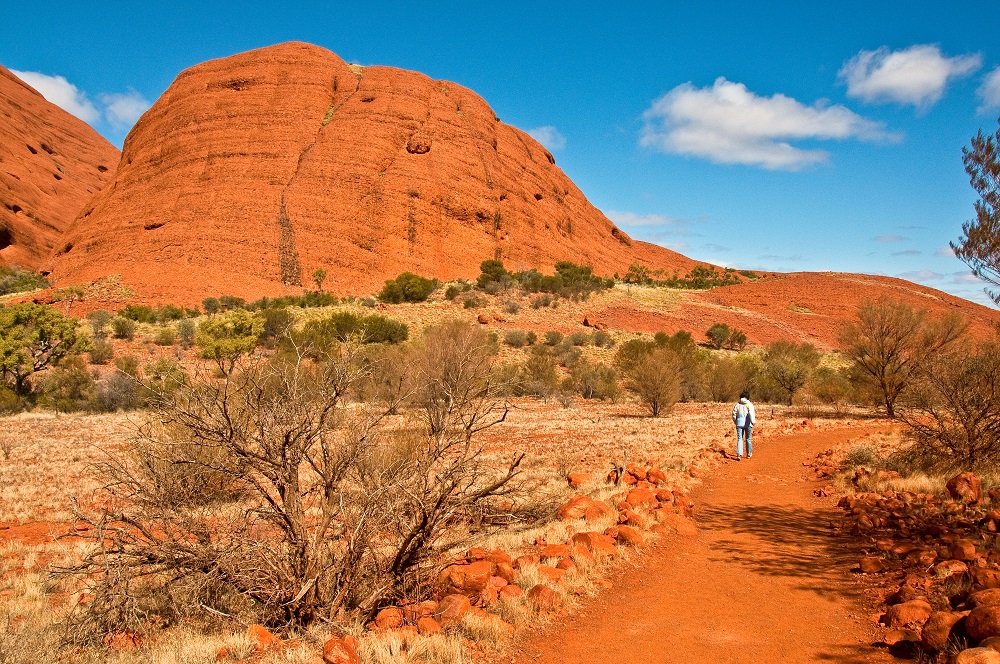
top-left (732, 390), bottom-right (757, 460)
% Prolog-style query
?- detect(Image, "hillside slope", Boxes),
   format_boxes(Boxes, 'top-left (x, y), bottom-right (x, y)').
top-left (49, 42), bottom-right (695, 303)
top-left (0, 66), bottom-right (119, 269)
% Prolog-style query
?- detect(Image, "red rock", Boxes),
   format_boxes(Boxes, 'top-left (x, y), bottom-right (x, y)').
top-left (526, 584), bottom-right (559, 610)
top-left (584, 501), bottom-right (615, 523)
top-left (567, 473), bottom-right (592, 488)
top-left (974, 568), bottom-right (1000, 590)
top-left (322, 635), bottom-right (361, 664)
top-left (647, 469), bottom-right (666, 485)
top-left (403, 600), bottom-right (438, 624)
top-left (626, 466), bottom-right (647, 482)
top-left (465, 547), bottom-right (487, 562)
top-left (216, 646), bottom-right (230, 661)
top-left (375, 606), bottom-right (404, 630)
top-left (656, 512), bottom-right (698, 537)
top-left (971, 589), bottom-right (1000, 609)
top-left (884, 600), bottom-right (933, 629)
top-left (558, 495), bottom-right (595, 521)
top-left (103, 633), bottom-right (141, 651)
top-left (246, 624), bottom-right (281, 651)
top-left (489, 575), bottom-right (508, 588)
top-left (966, 606), bottom-right (1000, 641)
top-left (613, 525), bottom-right (643, 546)
top-left (47, 42), bottom-right (697, 305)
top-left (556, 557), bottom-right (576, 571)
top-left (672, 490), bottom-right (694, 515)
top-left (438, 560), bottom-right (492, 595)
top-left (416, 617), bottom-right (442, 635)
top-left (437, 594), bottom-right (472, 627)
top-left (486, 550), bottom-right (513, 567)
top-left (953, 648), bottom-right (1000, 664)
top-left (953, 539), bottom-right (980, 561)
top-left (514, 554), bottom-right (540, 570)
top-left (948, 472), bottom-right (984, 504)
top-left (0, 66), bottom-right (119, 269)
top-left (499, 584), bottom-right (522, 601)
top-left (921, 611), bottom-right (965, 651)
top-left (571, 531), bottom-right (618, 557)
top-left (933, 559), bottom-right (969, 578)
top-left (625, 488), bottom-right (658, 509)
top-left (540, 544), bottom-right (572, 559)
top-left (860, 556), bottom-right (886, 574)
top-left (571, 544), bottom-right (595, 565)
top-left (537, 565), bottom-right (566, 584)
top-left (495, 561), bottom-right (516, 582)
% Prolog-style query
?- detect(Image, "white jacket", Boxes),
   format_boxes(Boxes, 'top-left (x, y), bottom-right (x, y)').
top-left (732, 398), bottom-right (756, 427)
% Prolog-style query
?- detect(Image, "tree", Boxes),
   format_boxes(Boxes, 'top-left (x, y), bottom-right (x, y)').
top-left (625, 347), bottom-right (682, 417)
top-left (706, 323), bottom-right (731, 350)
top-left (839, 297), bottom-right (966, 417)
top-left (952, 118), bottom-right (1000, 304)
top-left (195, 309), bottom-right (264, 376)
top-left (312, 267), bottom-right (328, 292)
top-left (762, 340), bottom-right (820, 405)
top-left (0, 303), bottom-right (88, 395)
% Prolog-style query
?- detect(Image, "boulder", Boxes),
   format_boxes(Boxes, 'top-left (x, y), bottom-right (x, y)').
top-left (438, 560), bottom-right (493, 595)
top-left (556, 557), bottom-right (576, 571)
top-left (625, 488), bottom-right (658, 509)
top-left (526, 584), bottom-right (559, 610)
top-left (537, 565), bottom-right (566, 584)
top-left (967, 606), bottom-right (1000, 641)
top-left (948, 472), bottom-right (984, 504)
top-left (656, 512), bottom-right (698, 537)
top-left (884, 599), bottom-right (933, 629)
top-left (584, 501), bottom-right (615, 523)
top-left (514, 554), bottom-right (540, 570)
top-left (375, 607), bottom-right (404, 630)
top-left (495, 561), bottom-right (516, 582)
top-left (437, 594), bottom-right (472, 627)
top-left (953, 539), bottom-right (980, 562)
top-left (920, 611), bottom-right (965, 651)
top-left (647, 469), bottom-right (667, 485)
top-left (540, 544), bottom-right (572, 559)
top-left (974, 568), bottom-right (1000, 590)
top-left (612, 525), bottom-right (643, 547)
top-left (933, 559), bottom-right (969, 578)
top-left (954, 648), bottom-right (1000, 664)
top-left (571, 531), bottom-right (618, 557)
top-left (499, 584), bottom-right (523, 601)
top-left (416, 617), bottom-right (442, 635)
top-left (971, 589), bottom-right (1000, 609)
top-left (246, 625), bottom-right (281, 651)
top-left (860, 556), bottom-right (886, 574)
top-left (558, 495), bottom-right (595, 521)
top-left (322, 636), bottom-right (361, 664)
top-left (567, 473), bottom-right (592, 489)
top-left (403, 600), bottom-right (438, 624)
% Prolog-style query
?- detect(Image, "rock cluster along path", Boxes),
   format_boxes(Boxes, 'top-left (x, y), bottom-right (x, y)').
top-left (508, 426), bottom-right (894, 664)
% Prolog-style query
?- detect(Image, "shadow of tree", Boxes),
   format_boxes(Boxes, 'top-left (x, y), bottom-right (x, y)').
top-left (695, 501), bottom-right (866, 601)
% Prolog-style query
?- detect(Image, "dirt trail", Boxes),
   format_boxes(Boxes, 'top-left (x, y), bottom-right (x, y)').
top-left (508, 426), bottom-right (893, 664)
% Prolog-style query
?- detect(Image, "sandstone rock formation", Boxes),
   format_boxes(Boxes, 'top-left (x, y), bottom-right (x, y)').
top-left (49, 42), bottom-right (695, 303)
top-left (0, 66), bottom-right (119, 269)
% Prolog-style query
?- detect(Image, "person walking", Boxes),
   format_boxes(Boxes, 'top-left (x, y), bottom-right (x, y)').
top-left (732, 390), bottom-right (757, 460)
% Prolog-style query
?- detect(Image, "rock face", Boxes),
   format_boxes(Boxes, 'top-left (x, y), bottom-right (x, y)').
top-left (0, 66), bottom-right (119, 269)
top-left (49, 42), bottom-right (695, 303)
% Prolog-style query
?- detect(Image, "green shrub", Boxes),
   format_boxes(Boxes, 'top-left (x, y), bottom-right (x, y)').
top-left (463, 295), bottom-right (482, 309)
top-left (0, 266), bottom-right (50, 295)
top-left (706, 323), bottom-right (732, 350)
top-left (0, 302), bottom-right (89, 396)
top-left (86, 309), bottom-right (114, 338)
top-left (569, 331), bottom-right (589, 346)
top-left (94, 371), bottom-right (141, 412)
top-left (89, 339), bottom-right (115, 365)
top-left (202, 297), bottom-right (220, 315)
top-left (38, 356), bottom-right (95, 412)
top-left (378, 272), bottom-right (438, 303)
top-left (543, 331), bottom-right (563, 346)
top-left (504, 300), bottom-right (521, 314)
top-left (114, 355), bottom-right (141, 378)
top-left (154, 326), bottom-right (177, 346)
top-left (111, 316), bottom-right (136, 340)
top-left (119, 304), bottom-right (156, 323)
top-left (532, 294), bottom-right (553, 309)
top-left (504, 330), bottom-right (529, 348)
top-left (592, 330), bottom-right (613, 348)
top-left (260, 307), bottom-right (295, 345)
top-left (196, 310), bottom-right (264, 375)
top-left (569, 362), bottom-right (619, 400)
top-left (177, 319), bottom-right (196, 348)
top-left (297, 311), bottom-right (408, 353)
top-left (526, 331), bottom-right (538, 345)
top-left (218, 295), bottom-right (246, 311)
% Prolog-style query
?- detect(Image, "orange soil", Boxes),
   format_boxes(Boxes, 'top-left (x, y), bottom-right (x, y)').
top-left (507, 425), bottom-right (894, 664)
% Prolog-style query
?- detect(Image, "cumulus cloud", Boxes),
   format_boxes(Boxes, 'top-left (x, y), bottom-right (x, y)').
top-left (875, 234), bottom-right (909, 243)
top-left (11, 69), bottom-right (100, 123)
top-left (640, 77), bottom-right (893, 170)
top-left (527, 126), bottom-right (566, 151)
top-left (11, 69), bottom-right (150, 134)
top-left (840, 44), bottom-right (981, 109)
top-left (979, 66), bottom-right (1000, 112)
top-left (100, 89), bottom-right (151, 129)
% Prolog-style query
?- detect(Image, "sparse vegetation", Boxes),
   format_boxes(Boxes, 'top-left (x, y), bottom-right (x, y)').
top-left (378, 272), bottom-right (439, 303)
top-left (0, 266), bottom-right (49, 296)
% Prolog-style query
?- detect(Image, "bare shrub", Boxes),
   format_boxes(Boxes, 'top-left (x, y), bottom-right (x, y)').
top-left (899, 339), bottom-right (1000, 469)
top-left (62, 329), bottom-right (531, 640)
top-left (625, 347), bottom-right (682, 417)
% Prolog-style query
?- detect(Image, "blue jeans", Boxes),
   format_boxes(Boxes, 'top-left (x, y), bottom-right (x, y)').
top-left (737, 425), bottom-right (753, 457)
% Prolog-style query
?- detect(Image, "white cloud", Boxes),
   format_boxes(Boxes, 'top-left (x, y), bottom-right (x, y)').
top-left (640, 77), bottom-right (893, 170)
top-left (935, 245), bottom-right (956, 258)
top-left (606, 210), bottom-right (686, 228)
top-left (979, 66), bottom-right (1000, 112)
top-left (526, 126), bottom-right (566, 151)
top-left (11, 69), bottom-right (100, 123)
top-left (100, 89), bottom-right (151, 129)
top-left (840, 44), bottom-right (981, 109)
top-left (898, 269), bottom-right (943, 282)
top-left (875, 234), bottom-right (909, 243)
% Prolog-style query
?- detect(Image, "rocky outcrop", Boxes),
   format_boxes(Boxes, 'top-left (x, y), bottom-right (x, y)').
top-left (0, 66), bottom-right (118, 269)
top-left (49, 42), bottom-right (695, 303)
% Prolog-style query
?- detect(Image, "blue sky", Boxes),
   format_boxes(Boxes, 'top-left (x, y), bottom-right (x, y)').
top-left (4, 1), bottom-right (999, 306)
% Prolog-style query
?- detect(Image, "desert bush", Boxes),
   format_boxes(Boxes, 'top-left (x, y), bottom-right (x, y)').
top-left (0, 303), bottom-right (89, 396)
top-left (218, 295), bottom-right (246, 311)
top-left (196, 309), bottom-right (264, 376)
top-left (378, 272), bottom-right (438, 303)
top-left (899, 339), bottom-right (1000, 469)
top-left (86, 309), bottom-right (114, 338)
top-left (543, 330), bottom-right (563, 346)
top-left (728, 329), bottom-right (748, 350)
top-left (840, 297), bottom-right (966, 417)
top-left (177, 318), bottom-right (196, 348)
top-left (477, 259), bottom-right (509, 289)
top-left (0, 265), bottom-right (49, 295)
top-left (111, 316), bottom-right (136, 340)
top-left (462, 295), bottom-right (481, 309)
top-left (201, 297), bottom-right (220, 315)
top-left (444, 281), bottom-right (470, 300)
top-left (705, 356), bottom-right (751, 402)
top-left (37, 356), bottom-right (95, 412)
top-left (504, 300), bottom-right (521, 314)
top-left (568, 362), bottom-right (618, 400)
top-left (118, 304), bottom-right (157, 323)
top-left (483, 281), bottom-right (503, 295)
top-left (154, 325), bottom-right (177, 347)
top-left (568, 331), bottom-right (589, 346)
top-left (592, 330), bottom-right (613, 348)
top-left (531, 294), bottom-right (553, 309)
top-left (504, 330), bottom-right (529, 348)
top-left (705, 323), bottom-right (731, 350)
top-left (624, 347), bottom-right (682, 417)
top-left (762, 340), bottom-right (821, 405)
top-left (296, 312), bottom-right (408, 354)
top-left (516, 347), bottom-right (560, 398)
top-left (88, 339), bottom-right (114, 365)
top-left (63, 334), bottom-right (530, 637)
top-left (809, 367), bottom-right (855, 410)
top-left (257, 307), bottom-right (295, 346)
top-left (94, 370), bottom-right (141, 412)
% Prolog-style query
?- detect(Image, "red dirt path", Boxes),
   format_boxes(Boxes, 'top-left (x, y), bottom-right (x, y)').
top-left (506, 426), bottom-right (894, 664)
